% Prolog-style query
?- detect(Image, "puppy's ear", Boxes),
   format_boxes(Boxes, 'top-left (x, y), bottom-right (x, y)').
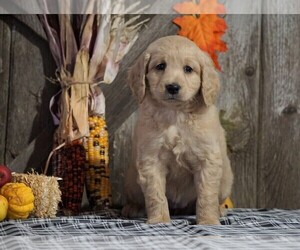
top-left (128, 53), bottom-right (151, 103)
top-left (200, 56), bottom-right (220, 106)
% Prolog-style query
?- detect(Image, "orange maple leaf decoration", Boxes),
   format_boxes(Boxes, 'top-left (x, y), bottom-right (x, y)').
top-left (173, 0), bottom-right (225, 14)
top-left (173, 0), bottom-right (228, 71)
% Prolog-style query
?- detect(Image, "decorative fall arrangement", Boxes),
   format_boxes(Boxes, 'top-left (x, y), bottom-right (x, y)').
top-left (0, 165), bottom-right (61, 220)
top-left (38, 1), bottom-right (148, 214)
top-left (0, 168), bottom-right (35, 221)
top-left (0, 1), bottom-right (148, 220)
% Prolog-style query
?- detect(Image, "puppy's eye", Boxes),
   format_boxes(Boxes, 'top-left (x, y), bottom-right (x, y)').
top-left (184, 65), bottom-right (193, 73)
top-left (155, 63), bottom-right (166, 71)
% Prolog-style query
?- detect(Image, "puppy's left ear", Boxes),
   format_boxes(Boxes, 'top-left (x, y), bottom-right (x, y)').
top-left (200, 56), bottom-right (220, 106)
top-left (128, 53), bottom-right (151, 103)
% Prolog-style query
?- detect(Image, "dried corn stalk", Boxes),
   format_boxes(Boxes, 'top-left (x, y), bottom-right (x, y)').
top-left (41, 10), bottom-right (148, 143)
top-left (12, 172), bottom-right (61, 218)
top-left (40, 1), bottom-right (149, 213)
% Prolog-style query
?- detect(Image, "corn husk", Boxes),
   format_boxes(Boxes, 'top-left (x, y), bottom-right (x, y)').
top-left (39, 1), bottom-right (149, 213)
top-left (42, 4), bottom-right (149, 141)
top-left (12, 173), bottom-right (61, 218)
top-left (56, 50), bottom-right (91, 143)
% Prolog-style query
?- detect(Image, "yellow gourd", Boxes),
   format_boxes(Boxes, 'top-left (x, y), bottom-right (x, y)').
top-left (220, 197), bottom-right (234, 209)
top-left (0, 195), bottom-right (8, 221)
top-left (0, 183), bottom-right (35, 219)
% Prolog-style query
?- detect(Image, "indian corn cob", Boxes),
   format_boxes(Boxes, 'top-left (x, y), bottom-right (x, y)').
top-left (51, 115), bottom-right (111, 213)
top-left (84, 115), bottom-right (111, 209)
top-left (52, 142), bottom-right (86, 215)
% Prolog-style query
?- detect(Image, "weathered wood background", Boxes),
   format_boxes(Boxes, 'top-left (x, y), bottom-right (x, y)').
top-left (0, 12), bottom-right (299, 209)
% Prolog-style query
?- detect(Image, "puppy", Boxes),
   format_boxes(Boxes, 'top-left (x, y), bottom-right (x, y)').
top-left (122, 35), bottom-right (233, 225)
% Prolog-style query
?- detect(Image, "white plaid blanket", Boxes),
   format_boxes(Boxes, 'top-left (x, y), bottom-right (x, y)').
top-left (1, 209), bottom-right (300, 249)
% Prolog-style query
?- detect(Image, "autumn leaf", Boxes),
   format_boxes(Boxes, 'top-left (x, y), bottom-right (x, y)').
top-left (173, 0), bottom-right (227, 70)
top-left (173, 0), bottom-right (226, 15)
top-left (173, 14), bottom-right (227, 70)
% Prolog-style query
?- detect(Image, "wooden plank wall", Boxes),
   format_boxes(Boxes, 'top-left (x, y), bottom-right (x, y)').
top-left (0, 15), bottom-right (57, 173)
top-left (0, 17), bottom-right (11, 164)
top-left (0, 13), bottom-right (299, 209)
top-left (218, 15), bottom-right (261, 208)
top-left (258, 14), bottom-right (300, 208)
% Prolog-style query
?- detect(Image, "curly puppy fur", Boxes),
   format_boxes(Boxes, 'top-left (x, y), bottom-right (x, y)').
top-left (122, 36), bottom-right (233, 225)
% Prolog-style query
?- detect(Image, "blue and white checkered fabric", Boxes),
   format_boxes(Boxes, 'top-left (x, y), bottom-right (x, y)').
top-left (1, 209), bottom-right (300, 249)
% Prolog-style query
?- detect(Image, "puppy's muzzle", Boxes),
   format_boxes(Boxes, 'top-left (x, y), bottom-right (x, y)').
top-left (165, 83), bottom-right (181, 95)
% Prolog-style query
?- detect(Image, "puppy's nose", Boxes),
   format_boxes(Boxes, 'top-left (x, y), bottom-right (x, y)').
top-left (166, 83), bottom-right (181, 95)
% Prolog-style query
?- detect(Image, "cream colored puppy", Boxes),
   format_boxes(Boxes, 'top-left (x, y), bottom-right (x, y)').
top-left (122, 35), bottom-right (233, 225)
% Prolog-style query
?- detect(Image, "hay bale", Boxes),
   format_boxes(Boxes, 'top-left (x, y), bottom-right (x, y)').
top-left (12, 172), bottom-right (61, 218)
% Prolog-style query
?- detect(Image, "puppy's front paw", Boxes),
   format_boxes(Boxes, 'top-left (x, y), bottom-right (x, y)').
top-left (147, 214), bottom-right (171, 224)
top-left (219, 206), bottom-right (228, 217)
top-left (196, 218), bottom-right (221, 225)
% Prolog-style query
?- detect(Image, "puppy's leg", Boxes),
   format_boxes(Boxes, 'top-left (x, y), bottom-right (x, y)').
top-left (122, 163), bottom-right (146, 218)
top-left (194, 154), bottom-right (223, 225)
top-left (218, 154), bottom-right (233, 217)
top-left (137, 160), bottom-right (170, 224)
top-left (218, 132), bottom-right (234, 216)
